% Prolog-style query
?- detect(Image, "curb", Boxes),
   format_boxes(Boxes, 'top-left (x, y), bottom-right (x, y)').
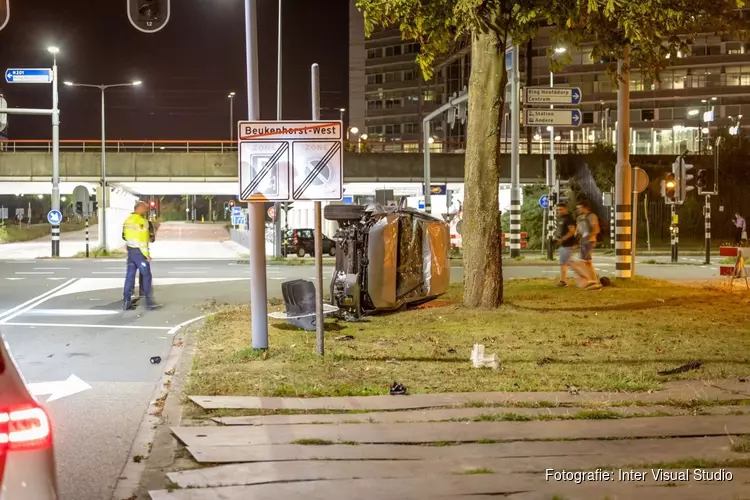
top-left (110, 315), bottom-right (207, 500)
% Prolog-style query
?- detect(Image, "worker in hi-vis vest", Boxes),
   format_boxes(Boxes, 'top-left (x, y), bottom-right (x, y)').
top-left (122, 201), bottom-right (157, 310)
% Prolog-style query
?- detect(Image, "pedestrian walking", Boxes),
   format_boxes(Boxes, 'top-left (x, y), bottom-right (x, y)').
top-left (733, 212), bottom-right (746, 246)
top-left (122, 201), bottom-right (158, 311)
top-left (570, 200), bottom-right (601, 290)
top-left (554, 203), bottom-right (577, 287)
top-left (137, 220), bottom-right (156, 297)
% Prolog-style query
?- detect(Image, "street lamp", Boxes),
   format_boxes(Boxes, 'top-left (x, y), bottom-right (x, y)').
top-left (346, 126), bottom-right (359, 141)
top-left (688, 109), bottom-right (700, 116)
top-left (228, 92), bottom-right (236, 140)
top-left (63, 79), bottom-right (142, 250)
top-left (339, 108), bottom-right (345, 122)
top-left (358, 133), bottom-right (368, 153)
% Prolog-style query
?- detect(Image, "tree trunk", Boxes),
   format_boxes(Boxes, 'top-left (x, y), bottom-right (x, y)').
top-left (208, 198), bottom-right (213, 221)
top-left (462, 31), bottom-right (505, 308)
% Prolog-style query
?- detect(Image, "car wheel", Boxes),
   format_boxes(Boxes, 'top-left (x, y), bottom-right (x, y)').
top-left (297, 248), bottom-right (306, 258)
top-left (324, 204), bottom-right (366, 222)
top-left (328, 245), bottom-right (336, 257)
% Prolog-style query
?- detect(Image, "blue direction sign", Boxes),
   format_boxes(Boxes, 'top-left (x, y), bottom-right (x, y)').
top-left (539, 195), bottom-right (550, 209)
top-left (231, 215), bottom-right (246, 226)
top-left (524, 109), bottom-right (582, 127)
top-left (523, 87), bottom-right (582, 105)
top-left (5, 68), bottom-right (54, 84)
top-left (342, 195), bottom-right (354, 204)
top-left (231, 206), bottom-right (242, 217)
top-left (418, 200), bottom-right (425, 210)
top-left (47, 210), bottom-right (62, 225)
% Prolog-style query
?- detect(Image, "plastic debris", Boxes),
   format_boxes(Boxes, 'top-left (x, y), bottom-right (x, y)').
top-left (150, 356), bottom-right (162, 365)
top-left (470, 344), bottom-right (499, 370)
top-left (390, 382), bottom-right (407, 395)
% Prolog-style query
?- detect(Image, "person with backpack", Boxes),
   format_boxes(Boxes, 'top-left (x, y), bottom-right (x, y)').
top-left (554, 203), bottom-right (577, 287)
top-left (571, 200), bottom-right (601, 290)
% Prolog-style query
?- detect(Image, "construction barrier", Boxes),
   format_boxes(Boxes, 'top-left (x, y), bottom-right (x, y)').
top-left (502, 232), bottom-right (528, 248)
top-left (720, 246), bottom-right (739, 276)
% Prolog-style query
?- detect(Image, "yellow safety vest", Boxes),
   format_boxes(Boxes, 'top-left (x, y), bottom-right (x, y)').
top-left (122, 213), bottom-right (150, 258)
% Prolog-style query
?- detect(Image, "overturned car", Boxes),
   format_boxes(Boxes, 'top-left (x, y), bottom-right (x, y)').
top-left (324, 199), bottom-right (451, 317)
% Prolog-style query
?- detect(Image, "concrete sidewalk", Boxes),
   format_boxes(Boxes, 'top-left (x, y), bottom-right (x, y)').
top-left (142, 379), bottom-right (750, 499)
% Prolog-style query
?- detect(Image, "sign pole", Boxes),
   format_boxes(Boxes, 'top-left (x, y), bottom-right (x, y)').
top-left (51, 56), bottom-right (61, 257)
top-left (705, 194), bottom-right (711, 265)
top-left (510, 45), bottom-right (522, 259)
top-left (631, 168), bottom-right (638, 276)
top-left (244, 0), bottom-right (269, 350)
top-left (615, 46), bottom-right (633, 278)
top-left (274, 0), bottom-right (283, 259)
top-left (85, 217), bottom-right (90, 258)
top-left (311, 63), bottom-right (325, 357)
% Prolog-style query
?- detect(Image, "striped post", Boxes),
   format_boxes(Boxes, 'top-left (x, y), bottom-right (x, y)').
top-left (615, 204), bottom-right (632, 277)
top-left (546, 194), bottom-right (555, 260)
top-left (609, 204), bottom-right (615, 249)
top-left (51, 225), bottom-right (60, 257)
top-left (85, 216), bottom-right (90, 258)
top-left (509, 188), bottom-right (522, 258)
top-left (670, 203), bottom-right (678, 263)
top-left (704, 195), bottom-right (711, 265)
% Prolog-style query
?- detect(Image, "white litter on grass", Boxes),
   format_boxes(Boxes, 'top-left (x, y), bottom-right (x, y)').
top-left (470, 344), bottom-right (499, 370)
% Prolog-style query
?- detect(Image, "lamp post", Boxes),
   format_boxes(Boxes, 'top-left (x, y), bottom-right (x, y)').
top-left (346, 126), bottom-right (359, 150)
top-left (546, 46), bottom-right (566, 260)
top-left (358, 133), bottom-right (368, 153)
top-left (339, 108), bottom-right (345, 122)
top-left (47, 46), bottom-right (61, 256)
top-left (63, 79), bottom-right (142, 250)
top-left (228, 92), bottom-right (236, 140)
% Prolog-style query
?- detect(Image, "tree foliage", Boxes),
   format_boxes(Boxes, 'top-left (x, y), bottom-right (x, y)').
top-left (356, 0), bottom-right (746, 308)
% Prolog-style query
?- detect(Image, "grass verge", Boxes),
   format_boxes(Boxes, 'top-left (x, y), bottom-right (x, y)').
top-left (186, 277), bottom-right (750, 397)
top-left (72, 247), bottom-right (128, 258)
top-left (0, 221), bottom-right (90, 243)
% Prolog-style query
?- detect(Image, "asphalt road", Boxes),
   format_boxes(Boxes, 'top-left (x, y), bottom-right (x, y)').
top-left (0, 252), bottom-right (727, 500)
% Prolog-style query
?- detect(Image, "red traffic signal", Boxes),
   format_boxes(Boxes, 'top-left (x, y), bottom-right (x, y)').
top-left (229, 200), bottom-right (235, 207)
top-left (150, 201), bottom-right (156, 208)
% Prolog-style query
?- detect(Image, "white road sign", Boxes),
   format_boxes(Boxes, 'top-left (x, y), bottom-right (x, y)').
top-left (524, 109), bottom-right (582, 127)
top-left (523, 87), bottom-right (582, 105)
top-left (238, 120), bottom-right (343, 202)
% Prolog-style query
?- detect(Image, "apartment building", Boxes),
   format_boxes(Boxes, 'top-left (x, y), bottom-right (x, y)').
top-left (349, 3), bottom-right (750, 155)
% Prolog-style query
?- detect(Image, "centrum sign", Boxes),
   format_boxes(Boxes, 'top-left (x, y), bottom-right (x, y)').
top-left (239, 121), bottom-right (342, 140)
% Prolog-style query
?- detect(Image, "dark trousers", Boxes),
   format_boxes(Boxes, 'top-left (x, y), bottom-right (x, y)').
top-left (124, 247), bottom-right (152, 302)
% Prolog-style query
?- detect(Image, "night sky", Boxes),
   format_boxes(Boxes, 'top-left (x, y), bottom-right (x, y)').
top-left (0, 0), bottom-right (349, 141)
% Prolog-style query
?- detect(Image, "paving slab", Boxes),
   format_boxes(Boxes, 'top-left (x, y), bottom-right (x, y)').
top-left (188, 379), bottom-right (750, 411)
top-left (149, 471), bottom-right (750, 500)
top-left (213, 405), bottom-right (749, 426)
top-left (169, 447), bottom-right (749, 489)
top-left (185, 436), bottom-right (737, 464)
top-left (172, 415), bottom-right (750, 447)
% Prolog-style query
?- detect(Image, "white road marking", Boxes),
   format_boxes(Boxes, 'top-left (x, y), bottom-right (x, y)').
top-left (34, 267), bottom-right (70, 270)
top-left (5, 277), bottom-right (25, 281)
top-left (91, 271), bottom-right (125, 274)
top-left (167, 314), bottom-right (211, 335)
top-left (25, 309), bottom-right (120, 316)
top-left (174, 267), bottom-right (210, 270)
top-left (15, 272), bottom-right (54, 275)
top-left (47, 277), bottom-right (67, 281)
top-left (27, 375), bottom-right (91, 403)
top-left (0, 279), bottom-right (78, 323)
top-left (167, 271), bottom-right (208, 275)
top-left (2, 322), bottom-right (173, 330)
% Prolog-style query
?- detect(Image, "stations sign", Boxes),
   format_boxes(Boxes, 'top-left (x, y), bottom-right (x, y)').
top-left (524, 109), bottom-right (582, 127)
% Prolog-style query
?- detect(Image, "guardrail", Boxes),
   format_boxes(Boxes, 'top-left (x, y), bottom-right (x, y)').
top-left (0, 139), bottom-right (700, 156)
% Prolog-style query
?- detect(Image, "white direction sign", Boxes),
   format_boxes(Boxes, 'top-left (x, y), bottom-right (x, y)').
top-left (5, 68), bottom-right (53, 84)
top-left (523, 87), bottom-right (582, 105)
top-left (525, 109), bottom-right (582, 127)
top-left (238, 121), bottom-right (343, 202)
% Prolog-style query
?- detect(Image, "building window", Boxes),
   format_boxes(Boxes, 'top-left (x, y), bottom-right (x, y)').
top-left (366, 125), bottom-right (383, 135)
top-left (385, 45), bottom-right (402, 57)
top-left (642, 109), bottom-right (655, 121)
top-left (403, 123), bottom-right (419, 134)
top-left (404, 43), bottom-right (420, 54)
top-left (658, 108), bottom-right (673, 120)
top-left (367, 99), bottom-right (383, 111)
top-left (422, 90), bottom-right (436, 102)
top-left (367, 48), bottom-right (383, 59)
top-left (367, 74), bottom-right (384, 85)
top-left (384, 98), bottom-right (401, 109)
top-left (384, 71), bottom-right (400, 83)
top-left (406, 94), bottom-right (419, 104)
top-left (583, 112), bottom-right (594, 124)
top-left (403, 69), bottom-right (416, 81)
top-left (384, 124), bottom-right (400, 135)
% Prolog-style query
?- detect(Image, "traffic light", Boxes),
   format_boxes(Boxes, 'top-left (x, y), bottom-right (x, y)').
top-left (229, 200), bottom-right (235, 208)
top-left (76, 202), bottom-right (83, 214)
top-left (223, 201), bottom-right (229, 212)
top-left (680, 159), bottom-right (695, 200)
top-left (696, 169), bottom-right (708, 190)
top-left (127, 0), bottom-right (171, 33)
top-left (1, 0), bottom-right (9, 32)
top-left (663, 174), bottom-right (677, 200)
top-left (150, 200), bottom-right (156, 208)
top-left (92, 201), bottom-right (99, 212)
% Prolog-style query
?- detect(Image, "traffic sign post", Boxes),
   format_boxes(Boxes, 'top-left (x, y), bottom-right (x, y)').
top-left (4, 61), bottom-right (60, 257)
top-left (238, 120), bottom-right (343, 202)
top-left (539, 195), bottom-right (550, 209)
top-left (47, 210), bottom-right (62, 225)
top-left (524, 109), bottom-right (582, 127)
top-left (267, 205), bottom-right (276, 220)
top-left (5, 68), bottom-right (53, 84)
top-left (523, 87), bottom-right (582, 105)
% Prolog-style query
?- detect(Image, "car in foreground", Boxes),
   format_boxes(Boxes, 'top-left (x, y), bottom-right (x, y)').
top-left (0, 336), bottom-right (58, 499)
top-left (324, 199), bottom-right (451, 317)
top-left (281, 228), bottom-right (336, 258)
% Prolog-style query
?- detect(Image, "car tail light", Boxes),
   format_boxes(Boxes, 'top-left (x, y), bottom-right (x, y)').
top-left (0, 406), bottom-right (52, 452)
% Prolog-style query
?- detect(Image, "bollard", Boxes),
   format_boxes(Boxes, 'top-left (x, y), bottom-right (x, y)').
top-left (85, 216), bottom-right (90, 258)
